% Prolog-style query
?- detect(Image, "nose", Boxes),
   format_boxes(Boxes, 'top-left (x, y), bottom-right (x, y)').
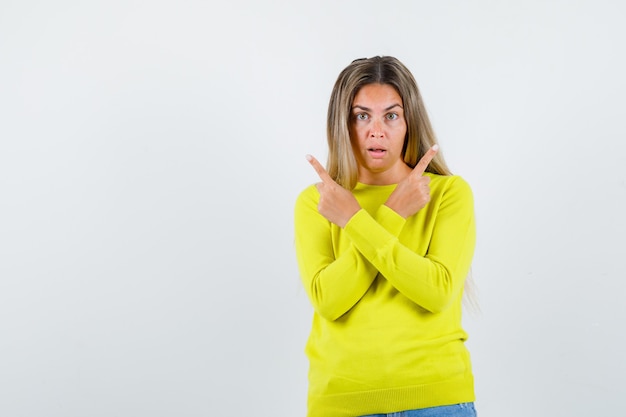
top-left (370, 119), bottom-right (384, 138)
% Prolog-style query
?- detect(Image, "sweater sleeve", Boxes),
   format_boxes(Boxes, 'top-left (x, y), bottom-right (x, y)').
top-left (294, 186), bottom-right (407, 321)
top-left (343, 176), bottom-right (476, 313)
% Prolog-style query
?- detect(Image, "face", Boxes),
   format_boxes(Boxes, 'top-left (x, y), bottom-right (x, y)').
top-left (349, 83), bottom-right (410, 185)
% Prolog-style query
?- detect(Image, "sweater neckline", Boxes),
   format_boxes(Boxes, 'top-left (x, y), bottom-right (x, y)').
top-left (354, 182), bottom-right (398, 190)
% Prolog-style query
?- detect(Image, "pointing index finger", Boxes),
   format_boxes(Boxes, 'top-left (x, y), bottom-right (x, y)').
top-left (412, 144), bottom-right (439, 176)
top-left (306, 154), bottom-right (334, 184)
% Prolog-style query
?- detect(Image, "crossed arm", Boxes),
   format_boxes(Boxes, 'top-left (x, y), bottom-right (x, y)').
top-left (295, 146), bottom-right (475, 320)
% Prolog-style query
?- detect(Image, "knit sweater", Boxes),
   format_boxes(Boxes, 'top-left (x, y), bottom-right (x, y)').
top-left (294, 173), bottom-right (476, 417)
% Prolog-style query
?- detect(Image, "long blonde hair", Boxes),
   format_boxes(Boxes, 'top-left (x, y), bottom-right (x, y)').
top-left (326, 56), bottom-right (450, 189)
top-left (325, 56), bottom-right (480, 311)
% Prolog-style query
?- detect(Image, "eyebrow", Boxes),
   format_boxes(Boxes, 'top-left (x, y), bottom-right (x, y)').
top-left (351, 104), bottom-right (403, 112)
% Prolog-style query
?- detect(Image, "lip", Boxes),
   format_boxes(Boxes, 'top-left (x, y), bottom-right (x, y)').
top-left (367, 148), bottom-right (387, 159)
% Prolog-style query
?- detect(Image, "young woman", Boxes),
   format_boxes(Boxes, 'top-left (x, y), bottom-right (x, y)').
top-left (294, 56), bottom-right (477, 417)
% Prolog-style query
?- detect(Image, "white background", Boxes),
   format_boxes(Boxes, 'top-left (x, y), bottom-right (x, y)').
top-left (1, 1), bottom-right (625, 416)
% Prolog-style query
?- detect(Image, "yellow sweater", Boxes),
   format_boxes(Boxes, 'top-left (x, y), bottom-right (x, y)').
top-left (294, 173), bottom-right (476, 417)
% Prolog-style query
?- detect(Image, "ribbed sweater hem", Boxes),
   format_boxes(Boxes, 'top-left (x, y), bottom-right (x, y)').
top-left (307, 376), bottom-right (474, 417)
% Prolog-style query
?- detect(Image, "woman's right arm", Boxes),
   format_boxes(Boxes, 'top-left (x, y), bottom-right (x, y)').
top-left (294, 186), bottom-right (379, 321)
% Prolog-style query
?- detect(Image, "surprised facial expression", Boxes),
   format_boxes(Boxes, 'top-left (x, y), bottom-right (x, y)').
top-left (349, 83), bottom-right (410, 185)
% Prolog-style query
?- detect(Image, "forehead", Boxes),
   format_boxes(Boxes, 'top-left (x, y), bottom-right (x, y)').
top-left (352, 83), bottom-right (402, 106)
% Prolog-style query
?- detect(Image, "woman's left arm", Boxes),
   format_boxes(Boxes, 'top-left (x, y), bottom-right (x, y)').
top-left (343, 176), bottom-right (476, 313)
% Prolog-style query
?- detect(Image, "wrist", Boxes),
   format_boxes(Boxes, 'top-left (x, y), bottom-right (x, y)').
top-left (383, 203), bottom-right (407, 219)
top-left (340, 208), bottom-right (361, 228)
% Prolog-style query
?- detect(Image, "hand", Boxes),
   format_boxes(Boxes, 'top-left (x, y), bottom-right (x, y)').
top-left (384, 145), bottom-right (439, 218)
top-left (306, 155), bottom-right (361, 228)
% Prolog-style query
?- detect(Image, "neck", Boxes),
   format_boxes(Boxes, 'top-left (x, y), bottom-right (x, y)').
top-left (358, 163), bottom-right (412, 185)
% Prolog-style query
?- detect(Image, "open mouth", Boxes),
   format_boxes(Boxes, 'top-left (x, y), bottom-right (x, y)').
top-left (368, 148), bottom-right (387, 156)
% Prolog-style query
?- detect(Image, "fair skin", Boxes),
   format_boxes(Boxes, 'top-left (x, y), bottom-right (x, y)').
top-left (350, 83), bottom-right (411, 185)
top-left (307, 83), bottom-right (438, 227)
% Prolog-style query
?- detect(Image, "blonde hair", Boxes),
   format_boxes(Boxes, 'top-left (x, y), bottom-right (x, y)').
top-left (325, 56), bottom-right (480, 311)
top-left (326, 56), bottom-right (451, 189)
